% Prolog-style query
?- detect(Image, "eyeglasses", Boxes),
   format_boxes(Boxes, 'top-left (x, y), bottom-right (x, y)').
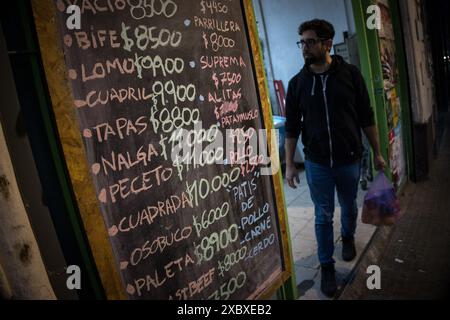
top-left (296, 38), bottom-right (326, 48)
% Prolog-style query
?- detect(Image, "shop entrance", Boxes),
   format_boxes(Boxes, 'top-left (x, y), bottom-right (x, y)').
top-left (252, 0), bottom-right (413, 299)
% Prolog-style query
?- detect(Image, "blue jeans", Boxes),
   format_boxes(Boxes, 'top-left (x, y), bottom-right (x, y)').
top-left (304, 160), bottom-right (361, 265)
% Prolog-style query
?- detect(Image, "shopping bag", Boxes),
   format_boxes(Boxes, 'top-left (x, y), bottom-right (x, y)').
top-left (361, 171), bottom-right (402, 226)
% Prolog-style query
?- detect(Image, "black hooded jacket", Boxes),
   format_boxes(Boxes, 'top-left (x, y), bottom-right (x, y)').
top-left (285, 55), bottom-right (375, 167)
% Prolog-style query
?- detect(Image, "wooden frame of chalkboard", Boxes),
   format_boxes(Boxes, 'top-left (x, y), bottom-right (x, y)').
top-left (32, 0), bottom-right (294, 300)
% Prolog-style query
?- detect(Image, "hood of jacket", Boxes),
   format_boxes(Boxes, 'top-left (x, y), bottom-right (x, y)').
top-left (299, 55), bottom-right (345, 97)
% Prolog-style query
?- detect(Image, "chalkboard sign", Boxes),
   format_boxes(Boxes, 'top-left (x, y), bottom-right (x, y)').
top-left (33, 0), bottom-right (292, 299)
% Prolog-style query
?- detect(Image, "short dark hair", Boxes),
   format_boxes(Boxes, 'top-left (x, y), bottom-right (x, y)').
top-left (298, 19), bottom-right (335, 40)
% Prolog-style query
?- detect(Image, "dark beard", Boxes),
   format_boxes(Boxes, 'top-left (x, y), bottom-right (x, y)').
top-left (304, 56), bottom-right (318, 65)
top-left (304, 53), bottom-right (326, 66)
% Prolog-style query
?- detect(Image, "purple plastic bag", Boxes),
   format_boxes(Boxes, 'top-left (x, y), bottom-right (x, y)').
top-left (362, 171), bottom-right (402, 226)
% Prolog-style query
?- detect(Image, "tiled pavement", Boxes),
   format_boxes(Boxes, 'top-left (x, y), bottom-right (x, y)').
top-left (282, 167), bottom-right (377, 300)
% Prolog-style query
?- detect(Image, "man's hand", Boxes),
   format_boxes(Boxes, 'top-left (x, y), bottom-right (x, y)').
top-left (286, 164), bottom-right (300, 189)
top-left (374, 153), bottom-right (387, 171)
top-left (362, 126), bottom-right (388, 172)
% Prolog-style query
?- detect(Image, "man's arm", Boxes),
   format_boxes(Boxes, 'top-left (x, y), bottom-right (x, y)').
top-left (284, 78), bottom-right (301, 188)
top-left (363, 125), bottom-right (387, 171)
top-left (285, 137), bottom-right (300, 188)
top-left (285, 137), bottom-right (298, 168)
top-left (351, 66), bottom-right (387, 171)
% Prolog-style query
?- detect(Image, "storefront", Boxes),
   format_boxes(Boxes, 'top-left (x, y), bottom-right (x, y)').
top-left (251, 0), bottom-right (416, 298)
top-left (0, 0), bottom-right (422, 300)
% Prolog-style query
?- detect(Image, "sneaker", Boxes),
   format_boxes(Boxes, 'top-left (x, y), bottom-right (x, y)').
top-left (320, 264), bottom-right (337, 297)
top-left (342, 236), bottom-right (356, 261)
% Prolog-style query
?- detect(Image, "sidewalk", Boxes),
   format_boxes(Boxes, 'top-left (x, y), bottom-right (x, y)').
top-left (283, 166), bottom-right (377, 300)
top-left (338, 115), bottom-right (450, 299)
